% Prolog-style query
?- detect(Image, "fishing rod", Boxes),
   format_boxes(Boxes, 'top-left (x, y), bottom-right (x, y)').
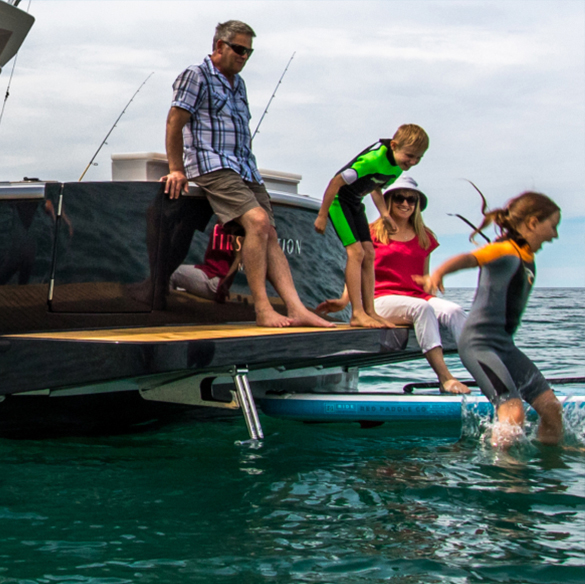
top-left (251, 52), bottom-right (295, 141)
top-left (79, 71), bottom-right (154, 181)
top-left (447, 213), bottom-right (491, 243)
top-left (448, 179), bottom-right (492, 243)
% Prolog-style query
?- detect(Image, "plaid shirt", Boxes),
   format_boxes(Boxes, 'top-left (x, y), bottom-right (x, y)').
top-left (171, 56), bottom-right (263, 183)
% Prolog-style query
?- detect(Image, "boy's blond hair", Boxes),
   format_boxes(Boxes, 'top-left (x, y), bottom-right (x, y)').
top-left (392, 124), bottom-right (429, 153)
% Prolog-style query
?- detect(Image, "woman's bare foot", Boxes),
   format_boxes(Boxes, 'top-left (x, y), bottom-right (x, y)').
top-left (440, 379), bottom-right (471, 394)
top-left (288, 308), bottom-right (336, 328)
top-left (256, 308), bottom-right (293, 328)
top-left (369, 313), bottom-right (397, 329)
top-left (350, 314), bottom-right (386, 328)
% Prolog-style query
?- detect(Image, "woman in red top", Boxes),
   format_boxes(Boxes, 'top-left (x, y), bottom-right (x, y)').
top-left (318, 175), bottom-right (470, 394)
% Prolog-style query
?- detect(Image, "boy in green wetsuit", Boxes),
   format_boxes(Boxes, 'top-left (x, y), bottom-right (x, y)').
top-left (315, 124), bottom-right (429, 328)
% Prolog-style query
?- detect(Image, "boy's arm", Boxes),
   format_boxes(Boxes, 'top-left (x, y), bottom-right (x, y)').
top-left (370, 187), bottom-right (397, 233)
top-left (315, 174), bottom-right (346, 234)
top-left (415, 253), bottom-right (479, 294)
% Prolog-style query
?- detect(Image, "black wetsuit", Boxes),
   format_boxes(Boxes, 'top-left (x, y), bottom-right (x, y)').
top-left (458, 239), bottom-right (549, 407)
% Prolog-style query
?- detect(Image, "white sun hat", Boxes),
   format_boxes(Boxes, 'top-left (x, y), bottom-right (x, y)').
top-left (383, 174), bottom-right (428, 211)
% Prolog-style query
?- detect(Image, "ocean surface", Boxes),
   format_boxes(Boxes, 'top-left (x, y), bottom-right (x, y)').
top-left (0, 288), bottom-right (584, 584)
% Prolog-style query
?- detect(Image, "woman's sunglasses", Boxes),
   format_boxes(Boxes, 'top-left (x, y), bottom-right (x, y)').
top-left (224, 41), bottom-right (254, 57)
top-left (393, 194), bottom-right (418, 206)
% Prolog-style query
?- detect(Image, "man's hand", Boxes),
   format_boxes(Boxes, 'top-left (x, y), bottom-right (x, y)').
top-left (161, 170), bottom-right (189, 200)
top-left (314, 214), bottom-right (328, 235)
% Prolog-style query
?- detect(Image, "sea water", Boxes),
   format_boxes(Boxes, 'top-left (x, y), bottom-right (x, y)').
top-left (0, 289), bottom-right (583, 583)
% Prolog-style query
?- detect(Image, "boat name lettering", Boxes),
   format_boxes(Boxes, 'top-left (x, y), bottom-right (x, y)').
top-left (212, 229), bottom-right (244, 253)
top-left (278, 238), bottom-right (302, 256)
top-left (211, 229), bottom-right (302, 256)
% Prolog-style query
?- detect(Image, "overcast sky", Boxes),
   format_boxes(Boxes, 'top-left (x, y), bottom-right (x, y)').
top-left (1, 0), bottom-right (583, 286)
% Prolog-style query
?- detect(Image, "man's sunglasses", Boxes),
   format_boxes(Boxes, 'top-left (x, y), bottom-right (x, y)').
top-left (393, 194), bottom-right (418, 205)
top-left (224, 41), bottom-right (254, 57)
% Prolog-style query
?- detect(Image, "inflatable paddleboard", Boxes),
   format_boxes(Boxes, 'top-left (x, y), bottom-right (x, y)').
top-left (258, 391), bottom-right (585, 423)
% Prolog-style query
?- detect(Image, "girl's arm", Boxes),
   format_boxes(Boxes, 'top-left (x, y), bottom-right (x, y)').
top-left (416, 253), bottom-right (479, 294)
top-left (370, 188), bottom-right (397, 233)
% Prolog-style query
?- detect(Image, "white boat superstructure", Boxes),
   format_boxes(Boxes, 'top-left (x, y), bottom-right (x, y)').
top-left (0, 0), bottom-right (35, 73)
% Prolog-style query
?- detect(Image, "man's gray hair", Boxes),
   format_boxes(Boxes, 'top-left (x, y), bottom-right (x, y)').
top-left (213, 20), bottom-right (256, 51)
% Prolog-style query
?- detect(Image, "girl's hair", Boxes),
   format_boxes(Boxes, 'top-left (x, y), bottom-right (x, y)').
top-left (370, 188), bottom-right (435, 249)
top-left (472, 191), bottom-right (560, 244)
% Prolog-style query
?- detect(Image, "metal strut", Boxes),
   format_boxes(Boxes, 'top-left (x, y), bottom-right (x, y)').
top-left (233, 367), bottom-right (264, 440)
top-left (138, 365), bottom-right (264, 440)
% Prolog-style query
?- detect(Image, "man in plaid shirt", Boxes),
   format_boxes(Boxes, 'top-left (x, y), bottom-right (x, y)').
top-left (163, 20), bottom-right (332, 328)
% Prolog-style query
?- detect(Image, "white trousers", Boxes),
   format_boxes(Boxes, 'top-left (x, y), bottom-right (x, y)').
top-left (170, 265), bottom-right (220, 300)
top-left (374, 295), bottom-right (466, 354)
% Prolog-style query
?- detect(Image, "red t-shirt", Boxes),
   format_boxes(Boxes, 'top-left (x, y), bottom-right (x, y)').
top-left (197, 224), bottom-right (240, 279)
top-left (372, 231), bottom-right (438, 300)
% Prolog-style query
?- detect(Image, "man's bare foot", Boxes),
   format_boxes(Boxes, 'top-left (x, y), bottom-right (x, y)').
top-left (288, 308), bottom-right (336, 328)
top-left (256, 308), bottom-right (293, 328)
top-left (350, 314), bottom-right (386, 328)
top-left (440, 379), bottom-right (471, 394)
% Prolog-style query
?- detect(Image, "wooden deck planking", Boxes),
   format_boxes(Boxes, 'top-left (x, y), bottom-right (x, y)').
top-left (5, 322), bottom-right (388, 343)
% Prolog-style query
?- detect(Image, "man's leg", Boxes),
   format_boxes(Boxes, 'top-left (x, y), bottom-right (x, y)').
top-left (196, 172), bottom-right (333, 327)
top-left (239, 207), bottom-right (293, 327)
top-left (260, 216), bottom-right (335, 328)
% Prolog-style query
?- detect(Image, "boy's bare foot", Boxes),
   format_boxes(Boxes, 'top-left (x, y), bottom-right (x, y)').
top-left (288, 308), bottom-right (336, 328)
top-left (256, 308), bottom-right (293, 328)
top-left (440, 379), bottom-right (471, 394)
top-left (350, 314), bottom-right (386, 328)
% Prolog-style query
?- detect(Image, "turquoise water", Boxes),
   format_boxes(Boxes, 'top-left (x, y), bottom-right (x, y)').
top-left (1, 289), bottom-right (584, 583)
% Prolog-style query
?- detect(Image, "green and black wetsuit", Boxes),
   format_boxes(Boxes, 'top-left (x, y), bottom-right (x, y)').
top-left (329, 140), bottom-right (402, 246)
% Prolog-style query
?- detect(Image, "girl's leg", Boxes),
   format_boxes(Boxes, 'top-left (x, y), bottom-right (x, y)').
top-left (530, 389), bottom-right (563, 445)
top-left (346, 243), bottom-right (384, 328)
top-left (458, 341), bottom-right (542, 448)
top-left (493, 398), bottom-right (526, 449)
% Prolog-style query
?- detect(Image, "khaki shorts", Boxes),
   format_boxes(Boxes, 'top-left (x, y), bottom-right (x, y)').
top-left (192, 169), bottom-right (275, 227)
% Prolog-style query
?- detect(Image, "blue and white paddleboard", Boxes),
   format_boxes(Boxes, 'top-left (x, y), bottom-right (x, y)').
top-left (258, 391), bottom-right (585, 423)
